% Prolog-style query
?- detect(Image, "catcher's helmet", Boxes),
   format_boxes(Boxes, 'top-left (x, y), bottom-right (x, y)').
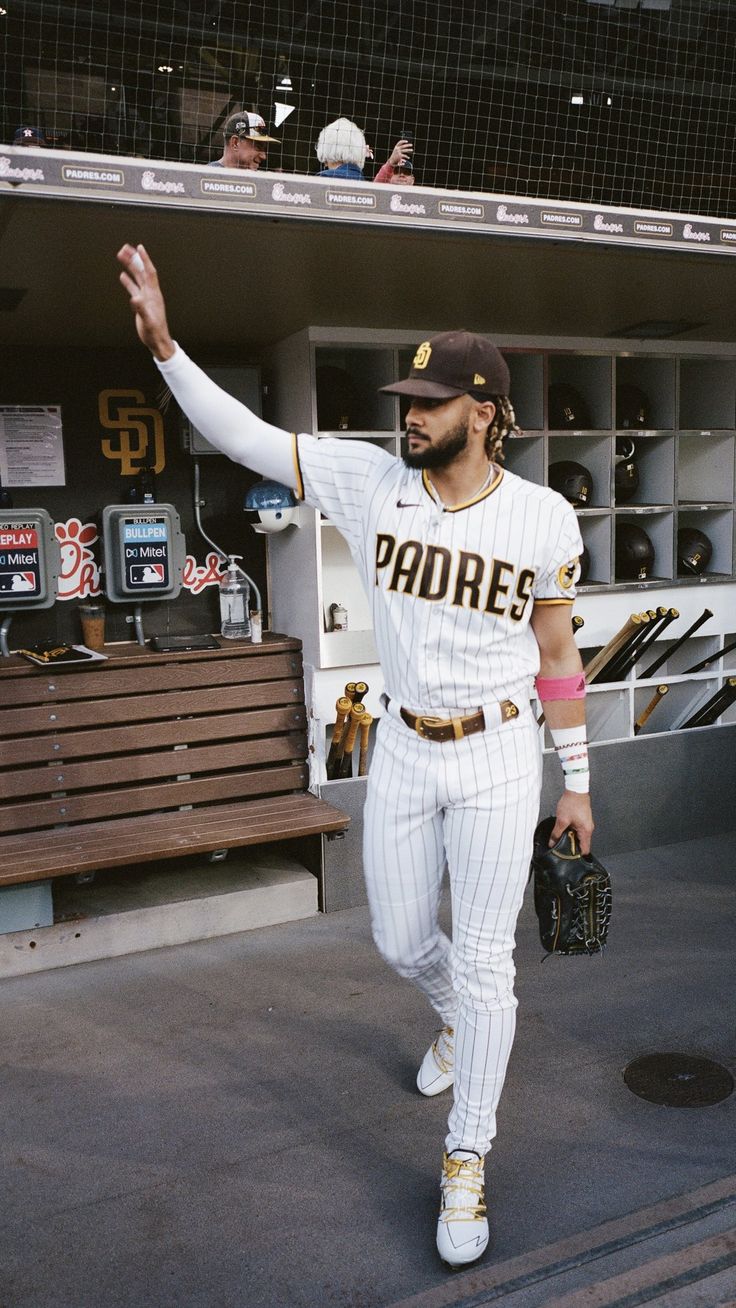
top-left (616, 383), bottom-right (650, 430)
top-left (243, 479), bottom-right (296, 533)
top-left (615, 522), bottom-right (655, 580)
top-left (548, 460), bottom-right (593, 507)
top-left (315, 364), bottom-right (360, 430)
top-left (548, 383), bottom-right (592, 430)
top-left (614, 436), bottom-right (639, 503)
top-left (677, 526), bottom-right (712, 575)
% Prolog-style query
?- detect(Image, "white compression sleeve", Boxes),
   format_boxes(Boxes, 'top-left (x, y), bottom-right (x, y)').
top-left (156, 344), bottom-right (298, 489)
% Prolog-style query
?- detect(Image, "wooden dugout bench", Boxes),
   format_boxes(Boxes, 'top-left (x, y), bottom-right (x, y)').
top-left (0, 635), bottom-right (349, 926)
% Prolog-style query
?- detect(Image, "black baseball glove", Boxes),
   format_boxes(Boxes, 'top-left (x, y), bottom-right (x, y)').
top-left (531, 816), bottom-right (612, 956)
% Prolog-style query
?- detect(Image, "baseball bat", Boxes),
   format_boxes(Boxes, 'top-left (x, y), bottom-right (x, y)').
top-left (696, 678), bottom-right (736, 726)
top-left (591, 613), bottom-right (652, 684)
top-left (351, 680), bottom-right (369, 705)
top-left (537, 611), bottom-right (645, 729)
top-left (326, 696), bottom-right (353, 779)
top-left (609, 607), bottom-right (679, 682)
top-left (640, 607), bottom-right (713, 680)
top-left (338, 703), bottom-right (366, 779)
top-left (572, 615), bottom-right (584, 634)
top-left (680, 678), bottom-right (736, 730)
top-left (681, 636), bottom-right (736, 676)
top-left (633, 684), bottom-right (669, 735)
top-left (629, 607), bottom-right (679, 667)
top-left (344, 681), bottom-right (357, 701)
top-left (358, 712), bottom-right (373, 777)
top-left (583, 613), bottom-right (643, 683)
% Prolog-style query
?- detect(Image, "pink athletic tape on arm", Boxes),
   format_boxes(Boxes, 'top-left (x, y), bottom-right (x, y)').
top-left (535, 673), bottom-right (586, 700)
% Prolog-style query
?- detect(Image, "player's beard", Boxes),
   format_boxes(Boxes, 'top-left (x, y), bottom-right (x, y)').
top-left (402, 418), bottom-right (469, 469)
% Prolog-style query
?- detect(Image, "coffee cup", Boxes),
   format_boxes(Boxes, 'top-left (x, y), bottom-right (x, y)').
top-left (79, 601), bottom-right (106, 651)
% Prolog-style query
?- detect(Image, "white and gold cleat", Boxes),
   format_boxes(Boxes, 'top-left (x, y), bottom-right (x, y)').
top-left (417, 1024), bottom-right (454, 1096)
top-left (436, 1148), bottom-right (489, 1268)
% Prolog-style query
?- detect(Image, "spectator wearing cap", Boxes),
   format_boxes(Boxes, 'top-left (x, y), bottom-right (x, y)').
top-left (315, 118), bottom-right (414, 185)
top-left (13, 126), bottom-right (46, 148)
top-left (209, 111), bottom-right (279, 171)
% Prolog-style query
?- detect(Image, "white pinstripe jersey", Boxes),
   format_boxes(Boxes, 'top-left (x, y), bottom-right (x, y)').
top-left (295, 435), bottom-right (583, 710)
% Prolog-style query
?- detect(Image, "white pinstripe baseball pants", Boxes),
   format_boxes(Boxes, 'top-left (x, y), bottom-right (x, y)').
top-left (363, 705), bottom-right (541, 1157)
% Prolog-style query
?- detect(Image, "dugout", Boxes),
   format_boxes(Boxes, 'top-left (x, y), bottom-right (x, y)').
top-left (2, 146), bottom-right (736, 950)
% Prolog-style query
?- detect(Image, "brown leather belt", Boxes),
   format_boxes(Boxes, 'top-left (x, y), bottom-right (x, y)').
top-left (399, 700), bottom-right (518, 743)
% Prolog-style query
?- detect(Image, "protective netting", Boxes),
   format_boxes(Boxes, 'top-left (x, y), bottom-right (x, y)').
top-left (2, 0), bottom-right (735, 216)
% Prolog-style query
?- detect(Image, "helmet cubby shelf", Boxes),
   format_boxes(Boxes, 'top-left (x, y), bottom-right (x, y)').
top-left (263, 327), bottom-right (736, 777)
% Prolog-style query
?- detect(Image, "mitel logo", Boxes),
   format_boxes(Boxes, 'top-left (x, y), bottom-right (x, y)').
top-left (389, 194), bottom-right (426, 215)
top-left (682, 222), bottom-right (710, 243)
top-left (0, 156), bottom-right (44, 182)
top-left (594, 214), bottom-right (623, 233)
top-left (141, 170), bottom-right (185, 195)
top-left (272, 182), bottom-right (311, 205)
top-left (496, 203), bottom-right (529, 225)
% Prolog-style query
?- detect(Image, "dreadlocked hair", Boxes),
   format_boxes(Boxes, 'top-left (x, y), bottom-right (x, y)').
top-left (484, 395), bottom-right (521, 463)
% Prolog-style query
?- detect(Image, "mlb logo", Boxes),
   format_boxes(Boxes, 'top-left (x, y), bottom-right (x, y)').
top-left (131, 563), bottom-right (165, 584)
top-left (14, 572), bottom-right (35, 590)
top-left (0, 570), bottom-right (37, 592)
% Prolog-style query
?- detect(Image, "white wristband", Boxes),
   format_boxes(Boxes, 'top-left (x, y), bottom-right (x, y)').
top-left (549, 725), bottom-right (590, 794)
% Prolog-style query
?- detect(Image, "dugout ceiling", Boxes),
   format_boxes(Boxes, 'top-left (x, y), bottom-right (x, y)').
top-left (1, 187), bottom-right (736, 351)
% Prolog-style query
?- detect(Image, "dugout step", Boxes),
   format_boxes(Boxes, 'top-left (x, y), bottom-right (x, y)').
top-left (0, 848), bottom-right (319, 978)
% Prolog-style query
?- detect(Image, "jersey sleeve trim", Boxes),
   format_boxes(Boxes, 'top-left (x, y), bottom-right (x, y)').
top-left (292, 433), bottom-right (305, 501)
top-left (534, 597), bottom-right (576, 606)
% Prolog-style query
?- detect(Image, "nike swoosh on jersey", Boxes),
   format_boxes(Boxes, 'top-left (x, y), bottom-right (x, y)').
top-left (396, 500), bottom-right (421, 508)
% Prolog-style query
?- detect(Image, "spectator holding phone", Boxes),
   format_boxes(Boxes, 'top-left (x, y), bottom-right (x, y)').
top-left (315, 118), bottom-right (414, 185)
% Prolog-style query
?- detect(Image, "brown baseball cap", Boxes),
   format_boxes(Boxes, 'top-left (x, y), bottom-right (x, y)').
top-left (380, 330), bottom-right (510, 400)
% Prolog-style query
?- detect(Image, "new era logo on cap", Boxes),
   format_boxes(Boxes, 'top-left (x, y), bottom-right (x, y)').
top-left (381, 331), bottom-right (510, 401)
top-left (226, 111), bottom-right (280, 143)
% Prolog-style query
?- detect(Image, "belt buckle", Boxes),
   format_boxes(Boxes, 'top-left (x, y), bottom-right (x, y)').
top-left (414, 713), bottom-right (447, 740)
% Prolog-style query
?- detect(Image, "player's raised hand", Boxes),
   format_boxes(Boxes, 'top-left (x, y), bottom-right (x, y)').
top-left (116, 243), bottom-right (175, 362)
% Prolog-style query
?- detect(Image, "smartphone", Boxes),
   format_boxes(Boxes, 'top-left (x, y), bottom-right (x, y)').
top-left (397, 130), bottom-right (414, 175)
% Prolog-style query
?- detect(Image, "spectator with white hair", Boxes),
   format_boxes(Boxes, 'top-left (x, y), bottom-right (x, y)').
top-left (315, 117), bottom-right (414, 185)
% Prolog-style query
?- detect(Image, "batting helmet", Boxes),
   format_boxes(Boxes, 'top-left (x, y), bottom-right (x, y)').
top-left (548, 460), bottom-right (593, 507)
top-left (615, 522), bottom-right (655, 581)
top-left (243, 479), bottom-right (296, 533)
top-left (677, 526), bottom-right (712, 576)
top-left (548, 383), bottom-right (592, 430)
top-left (616, 383), bottom-right (650, 430)
top-left (614, 437), bottom-right (639, 504)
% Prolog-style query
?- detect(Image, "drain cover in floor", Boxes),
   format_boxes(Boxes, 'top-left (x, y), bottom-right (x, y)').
top-left (624, 1053), bottom-right (734, 1106)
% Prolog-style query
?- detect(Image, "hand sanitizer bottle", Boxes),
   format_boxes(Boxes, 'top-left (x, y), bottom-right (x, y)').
top-left (219, 555), bottom-right (251, 639)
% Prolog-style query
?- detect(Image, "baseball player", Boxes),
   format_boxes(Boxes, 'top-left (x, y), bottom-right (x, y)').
top-left (117, 243), bottom-right (594, 1269)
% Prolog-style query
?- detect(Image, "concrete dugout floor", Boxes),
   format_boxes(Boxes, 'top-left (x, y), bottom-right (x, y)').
top-left (2, 833), bottom-right (735, 1308)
